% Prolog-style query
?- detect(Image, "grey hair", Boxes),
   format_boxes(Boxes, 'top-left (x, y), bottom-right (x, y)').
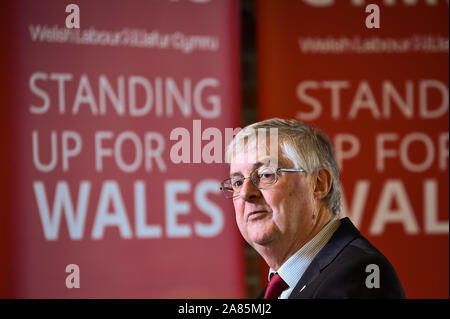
top-left (226, 118), bottom-right (341, 216)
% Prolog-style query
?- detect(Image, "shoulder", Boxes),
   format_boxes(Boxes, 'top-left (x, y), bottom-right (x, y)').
top-left (325, 217), bottom-right (399, 276)
top-left (313, 234), bottom-right (405, 298)
top-left (337, 235), bottom-right (393, 267)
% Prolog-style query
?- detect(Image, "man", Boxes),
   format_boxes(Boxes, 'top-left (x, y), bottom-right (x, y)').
top-left (221, 118), bottom-right (405, 299)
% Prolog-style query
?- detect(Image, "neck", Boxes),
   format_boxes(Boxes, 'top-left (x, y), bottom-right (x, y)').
top-left (256, 207), bottom-right (334, 270)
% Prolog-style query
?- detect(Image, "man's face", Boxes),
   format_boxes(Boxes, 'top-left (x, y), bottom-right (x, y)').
top-left (230, 145), bottom-right (318, 252)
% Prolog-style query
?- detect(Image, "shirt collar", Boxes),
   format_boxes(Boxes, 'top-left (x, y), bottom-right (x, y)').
top-left (268, 215), bottom-right (340, 289)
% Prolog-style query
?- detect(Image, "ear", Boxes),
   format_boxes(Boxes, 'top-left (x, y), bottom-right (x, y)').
top-left (313, 167), bottom-right (333, 200)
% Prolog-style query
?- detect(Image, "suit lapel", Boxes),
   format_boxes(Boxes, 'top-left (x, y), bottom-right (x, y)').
top-left (288, 258), bottom-right (321, 299)
top-left (288, 217), bottom-right (360, 299)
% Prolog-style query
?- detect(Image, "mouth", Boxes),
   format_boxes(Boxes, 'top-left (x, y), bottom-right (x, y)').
top-left (247, 211), bottom-right (268, 221)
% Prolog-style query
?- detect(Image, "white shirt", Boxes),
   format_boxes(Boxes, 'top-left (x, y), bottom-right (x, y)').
top-left (268, 216), bottom-right (341, 299)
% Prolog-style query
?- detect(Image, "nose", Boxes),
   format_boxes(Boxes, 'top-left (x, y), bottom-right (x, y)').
top-left (238, 178), bottom-right (261, 201)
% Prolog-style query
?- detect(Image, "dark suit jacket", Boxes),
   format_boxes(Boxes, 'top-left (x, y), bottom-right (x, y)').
top-left (258, 217), bottom-right (405, 299)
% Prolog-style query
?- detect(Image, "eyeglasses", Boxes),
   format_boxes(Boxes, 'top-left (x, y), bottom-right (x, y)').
top-left (220, 167), bottom-right (305, 199)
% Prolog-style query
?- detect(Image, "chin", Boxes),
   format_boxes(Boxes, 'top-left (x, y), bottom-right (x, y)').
top-left (249, 233), bottom-right (274, 247)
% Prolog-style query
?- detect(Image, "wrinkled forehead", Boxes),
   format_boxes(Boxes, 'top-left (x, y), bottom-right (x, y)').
top-left (230, 137), bottom-right (280, 169)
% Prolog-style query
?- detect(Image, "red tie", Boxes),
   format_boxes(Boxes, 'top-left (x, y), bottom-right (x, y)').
top-left (264, 273), bottom-right (288, 299)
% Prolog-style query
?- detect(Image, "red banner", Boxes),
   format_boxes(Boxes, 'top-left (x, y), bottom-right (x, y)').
top-left (2, 0), bottom-right (244, 298)
top-left (257, 0), bottom-right (449, 298)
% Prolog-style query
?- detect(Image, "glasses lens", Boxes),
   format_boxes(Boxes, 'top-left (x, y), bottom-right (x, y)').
top-left (252, 167), bottom-right (277, 188)
top-left (221, 179), bottom-right (237, 199)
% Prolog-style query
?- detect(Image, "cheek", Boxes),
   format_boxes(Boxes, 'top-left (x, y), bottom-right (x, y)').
top-left (273, 179), bottom-right (304, 205)
top-left (233, 199), bottom-right (242, 211)
top-left (266, 191), bottom-right (285, 210)
top-left (271, 180), bottom-right (314, 220)
top-left (233, 201), bottom-right (249, 237)
top-left (233, 201), bottom-right (245, 221)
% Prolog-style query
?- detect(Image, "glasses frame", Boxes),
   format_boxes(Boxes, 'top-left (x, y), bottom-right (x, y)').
top-left (220, 167), bottom-right (305, 199)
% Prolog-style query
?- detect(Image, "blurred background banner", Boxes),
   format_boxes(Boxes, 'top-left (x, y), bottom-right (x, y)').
top-left (2, 0), bottom-right (244, 298)
top-left (1, 0), bottom-right (448, 300)
top-left (256, 0), bottom-right (449, 298)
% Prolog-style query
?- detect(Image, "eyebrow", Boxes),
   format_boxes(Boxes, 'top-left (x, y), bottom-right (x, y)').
top-left (229, 157), bottom-right (274, 178)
